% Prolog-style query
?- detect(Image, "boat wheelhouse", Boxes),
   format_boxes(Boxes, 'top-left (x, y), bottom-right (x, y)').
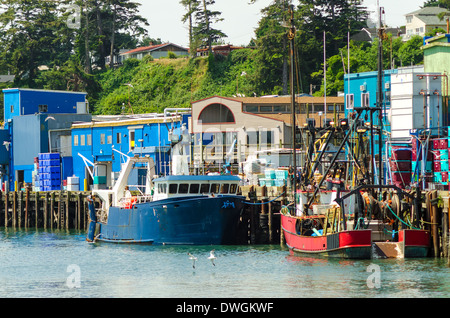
top-left (152, 175), bottom-right (241, 201)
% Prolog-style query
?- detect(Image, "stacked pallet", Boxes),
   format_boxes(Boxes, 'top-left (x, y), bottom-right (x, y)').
top-left (38, 153), bottom-right (61, 191)
top-left (390, 147), bottom-right (411, 189)
top-left (432, 138), bottom-right (449, 186)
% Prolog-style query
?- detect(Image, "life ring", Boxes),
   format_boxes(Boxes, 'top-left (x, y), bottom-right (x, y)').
top-left (123, 196), bottom-right (137, 209)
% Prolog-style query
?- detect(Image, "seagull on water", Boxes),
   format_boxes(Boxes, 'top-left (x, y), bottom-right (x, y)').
top-left (188, 253), bottom-right (198, 269)
top-left (208, 250), bottom-right (216, 266)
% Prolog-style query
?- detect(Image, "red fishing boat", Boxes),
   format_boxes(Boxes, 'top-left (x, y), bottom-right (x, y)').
top-left (281, 207), bottom-right (373, 259)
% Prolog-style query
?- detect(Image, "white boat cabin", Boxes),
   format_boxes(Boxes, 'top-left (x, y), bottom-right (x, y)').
top-left (152, 175), bottom-right (241, 201)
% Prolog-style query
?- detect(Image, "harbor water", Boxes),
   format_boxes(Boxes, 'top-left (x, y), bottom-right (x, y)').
top-left (0, 228), bottom-right (449, 298)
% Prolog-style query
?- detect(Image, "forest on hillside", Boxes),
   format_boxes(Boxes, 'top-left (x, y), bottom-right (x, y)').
top-left (0, 0), bottom-right (449, 115)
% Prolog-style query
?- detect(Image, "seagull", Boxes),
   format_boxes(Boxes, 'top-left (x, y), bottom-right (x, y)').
top-left (188, 253), bottom-right (197, 269)
top-left (3, 141), bottom-right (10, 151)
top-left (208, 250), bottom-right (216, 266)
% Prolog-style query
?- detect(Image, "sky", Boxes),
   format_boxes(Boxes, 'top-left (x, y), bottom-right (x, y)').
top-left (135, 0), bottom-right (428, 48)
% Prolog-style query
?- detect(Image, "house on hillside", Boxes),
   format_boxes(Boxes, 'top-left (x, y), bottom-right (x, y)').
top-left (404, 7), bottom-right (449, 41)
top-left (120, 43), bottom-right (189, 61)
top-left (351, 27), bottom-right (404, 42)
top-left (196, 45), bottom-right (246, 57)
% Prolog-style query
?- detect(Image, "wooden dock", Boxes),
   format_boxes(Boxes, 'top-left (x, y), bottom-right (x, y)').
top-left (0, 190), bottom-right (92, 231)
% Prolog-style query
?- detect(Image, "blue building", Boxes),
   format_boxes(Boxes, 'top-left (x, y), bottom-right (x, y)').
top-left (1, 88), bottom-right (90, 191)
top-left (71, 113), bottom-right (190, 191)
top-left (344, 69), bottom-right (396, 122)
top-left (3, 88), bottom-right (88, 127)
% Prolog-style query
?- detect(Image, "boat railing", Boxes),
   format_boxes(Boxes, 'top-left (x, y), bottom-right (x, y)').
top-left (118, 194), bottom-right (153, 209)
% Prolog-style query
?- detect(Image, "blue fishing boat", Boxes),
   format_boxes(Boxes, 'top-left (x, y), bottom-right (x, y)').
top-left (86, 156), bottom-right (245, 245)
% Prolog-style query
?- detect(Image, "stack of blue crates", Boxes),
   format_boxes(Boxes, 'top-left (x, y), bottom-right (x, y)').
top-left (39, 153), bottom-right (61, 191)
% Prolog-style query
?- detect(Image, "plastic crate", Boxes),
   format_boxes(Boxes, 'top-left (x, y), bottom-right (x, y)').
top-left (264, 170), bottom-right (276, 179)
top-left (43, 179), bottom-right (61, 186)
top-left (275, 170), bottom-right (288, 179)
top-left (43, 185), bottom-right (61, 191)
top-left (42, 166), bottom-right (61, 173)
top-left (39, 153), bottom-right (60, 160)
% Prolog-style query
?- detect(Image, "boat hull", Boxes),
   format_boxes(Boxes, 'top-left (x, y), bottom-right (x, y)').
top-left (400, 229), bottom-right (430, 258)
top-left (92, 195), bottom-right (245, 245)
top-left (281, 213), bottom-right (372, 259)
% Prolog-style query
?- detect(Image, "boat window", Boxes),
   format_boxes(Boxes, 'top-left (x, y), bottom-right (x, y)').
top-left (220, 184), bottom-right (229, 194)
top-left (158, 183), bottom-right (167, 194)
top-left (230, 184), bottom-right (237, 194)
top-left (189, 184), bottom-right (200, 194)
top-left (179, 184), bottom-right (189, 194)
top-left (200, 184), bottom-right (210, 193)
top-left (169, 184), bottom-right (178, 194)
top-left (211, 183), bottom-right (220, 194)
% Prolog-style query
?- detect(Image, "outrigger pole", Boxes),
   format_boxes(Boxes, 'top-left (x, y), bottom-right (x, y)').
top-left (288, 4), bottom-right (297, 212)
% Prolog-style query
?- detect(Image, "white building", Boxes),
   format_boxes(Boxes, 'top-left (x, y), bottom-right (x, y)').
top-left (404, 7), bottom-right (449, 41)
top-left (390, 70), bottom-right (443, 140)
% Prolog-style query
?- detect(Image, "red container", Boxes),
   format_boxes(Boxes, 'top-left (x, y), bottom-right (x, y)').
top-left (443, 172), bottom-right (449, 182)
top-left (433, 139), bottom-right (441, 150)
top-left (441, 138), bottom-right (448, 149)
top-left (390, 160), bottom-right (411, 172)
top-left (392, 171), bottom-right (411, 183)
top-left (391, 149), bottom-right (412, 161)
top-left (434, 161), bottom-right (441, 172)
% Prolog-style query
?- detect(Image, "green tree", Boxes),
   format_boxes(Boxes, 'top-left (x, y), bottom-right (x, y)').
top-left (252, 1), bottom-right (291, 95)
top-left (180, 0), bottom-right (201, 58)
top-left (0, 0), bottom-right (73, 86)
top-left (194, 0), bottom-right (227, 54)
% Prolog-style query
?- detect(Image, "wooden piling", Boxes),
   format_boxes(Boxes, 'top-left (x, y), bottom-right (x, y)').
top-left (50, 192), bottom-right (55, 230)
top-left (268, 200), bottom-right (273, 244)
top-left (44, 192), bottom-right (48, 230)
top-left (431, 190), bottom-right (440, 257)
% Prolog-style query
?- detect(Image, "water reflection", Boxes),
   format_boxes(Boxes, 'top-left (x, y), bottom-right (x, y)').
top-left (0, 228), bottom-right (449, 298)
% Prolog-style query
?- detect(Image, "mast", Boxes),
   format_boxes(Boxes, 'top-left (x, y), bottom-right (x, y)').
top-left (288, 5), bottom-right (297, 211)
top-left (377, 5), bottom-right (385, 187)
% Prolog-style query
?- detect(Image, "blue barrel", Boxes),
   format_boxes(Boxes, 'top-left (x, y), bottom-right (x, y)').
top-left (86, 197), bottom-right (97, 242)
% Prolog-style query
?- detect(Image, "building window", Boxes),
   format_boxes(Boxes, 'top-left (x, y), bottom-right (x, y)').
top-left (130, 131), bottom-right (135, 151)
top-left (406, 16), bottom-right (412, 23)
top-left (80, 135), bottom-right (85, 146)
top-left (87, 134), bottom-right (92, 146)
top-left (346, 94), bottom-right (354, 109)
top-left (74, 135), bottom-right (79, 146)
top-left (246, 131), bottom-right (259, 147)
top-left (361, 93), bottom-right (370, 107)
top-left (198, 103), bottom-right (235, 124)
top-left (100, 134), bottom-right (105, 145)
top-left (273, 105), bottom-right (287, 113)
top-left (107, 135), bottom-right (112, 144)
top-left (116, 133), bottom-right (121, 144)
top-left (245, 105), bottom-right (258, 113)
top-left (10, 105), bottom-right (13, 114)
top-left (260, 106), bottom-right (272, 113)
